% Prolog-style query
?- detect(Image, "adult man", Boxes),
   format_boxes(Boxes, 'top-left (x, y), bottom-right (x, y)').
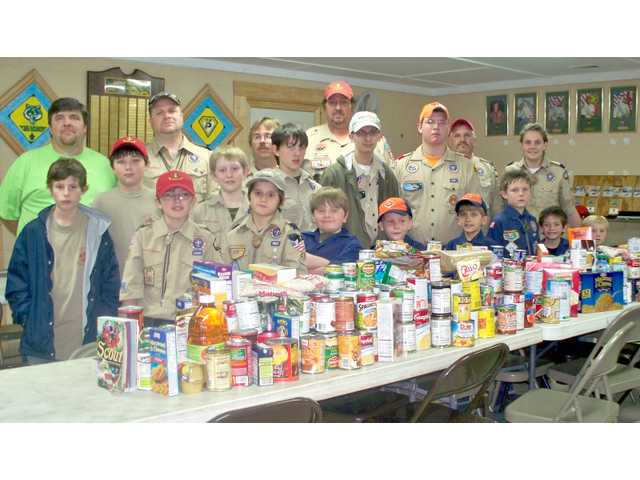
top-left (305, 80), bottom-right (394, 179)
top-left (448, 117), bottom-right (498, 218)
top-left (0, 97), bottom-right (116, 235)
top-left (320, 111), bottom-right (398, 248)
top-left (143, 92), bottom-right (212, 201)
top-left (247, 116), bottom-right (281, 174)
top-left (394, 102), bottom-right (481, 245)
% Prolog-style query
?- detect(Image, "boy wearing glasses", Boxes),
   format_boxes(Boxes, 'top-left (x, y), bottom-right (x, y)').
top-left (120, 170), bottom-right (223, 322)
top-left (92, 136), bottom-right (158, 276)
top-left (393, 102), bottom-right (481, 245)
top-left (319, 111), bottom-right (399, 248)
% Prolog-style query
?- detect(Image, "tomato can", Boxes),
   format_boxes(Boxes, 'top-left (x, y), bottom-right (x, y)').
top-left (226, 337), bottom-right (252, 387)
top-left (503, 292), bottom-right (525, 331)
top-left (301, 334), bottom-right (326, 374)
top-left (206, 346), bottom-right (231, 391)
top-left (358, 330), bottom-right (376, 366)
top-left (266, 338), bottom-right (299, 382)
top-left (431, 314), bottom-right (451, 347)
top-left (497, 305), bottom-right (517, 334)
top-left (322, 332), bottom-right (339, 369)
top-left (477, 307), bottom-right (495, 338)
top-left (334, 296), bottom-right (356, 332)
top-left (486, 263), bottom-right (503, 293)
top-left (338, 331), bottom-right (361, 370)
top-left (356, 292), bottom-right (378, 330)
top-left (431, 281), bottom-right (451, 315)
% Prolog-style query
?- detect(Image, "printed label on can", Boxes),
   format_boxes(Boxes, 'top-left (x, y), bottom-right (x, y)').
top-left (431, 316), bottom-right (451, 347)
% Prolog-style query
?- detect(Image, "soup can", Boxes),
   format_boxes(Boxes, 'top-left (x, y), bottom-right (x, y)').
top-left (477, 307), bottom-right (495, 338)
top-left (338, 331), bottom-right (361, 370)
top-left (431, 314), bottom-right (451, 347)
top-left (358, 330), bottom-right (376, 366)
top-left (486, 263), bottom-right (503, 293)
top-left (335, 296), bottom-right (356, 332)
top-left (266, 338), bottom-right (299, 382)
top-left (356, 292), bottom-right (378, 330)
top-left (301, 334), bottom-right (326, 374)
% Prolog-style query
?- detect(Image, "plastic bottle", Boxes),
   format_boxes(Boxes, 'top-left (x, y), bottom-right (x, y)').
top-left (187, 295), bottom-right (228, 363)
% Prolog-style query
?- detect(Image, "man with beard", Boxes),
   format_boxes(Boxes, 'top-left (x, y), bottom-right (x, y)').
top-left (448, 117), bottom-right (498, 218)
top-left (0, 97), bottom-right (115, 235)
top-left (305, 80), bottom-right (393, 180)
top-left (143, 92), bottom-right (212, 201)
top-left (247, 116), bottom-right (281, 174)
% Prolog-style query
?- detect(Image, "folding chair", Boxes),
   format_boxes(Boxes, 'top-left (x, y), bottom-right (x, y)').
top-left (208, 397), bottom-right (323, 423)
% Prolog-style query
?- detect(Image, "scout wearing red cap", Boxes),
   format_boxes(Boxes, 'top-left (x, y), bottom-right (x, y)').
top-left (324, 81), bottom-right (354, 101)
top-left (155, 170), bottom-right (195, 199)
top-left (110, 136), bottom-right (148, 161)
top-left (449, 118), bottom-right (475, 132)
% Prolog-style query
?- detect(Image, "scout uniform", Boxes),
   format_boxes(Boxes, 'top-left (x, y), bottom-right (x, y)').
top-left (487, 205), bottom-right (539, 257)
top-left (120, 217), bottom-right (224, 320)
top-left (546, 237), bottom-right (570, 256)
top-left (302, 227), bottom-right (361, 264)
top-left (393, 147), bottom-right (481, 245)
top-left (191, 188), bottom-right (250, 236)
top-left (304, 123), bottom-right (394, 177)
top-left (444, 231), bottom-right (493, 251)
top-left (281, 170), bottom-right (321, 232)
top-left (225, 211), bottom-right (307, 274)
top-left (504, 158), bottom-right (576, 221)
top-left (472, 155), bottom-right (499, 218)
top-left (144, 136), bottom-right (213, 202)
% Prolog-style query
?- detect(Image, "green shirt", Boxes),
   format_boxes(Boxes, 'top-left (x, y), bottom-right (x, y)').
top-left (0, 143), bottom-right (116, 233)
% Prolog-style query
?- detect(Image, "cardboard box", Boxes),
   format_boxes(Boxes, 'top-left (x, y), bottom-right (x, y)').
top-left (580, 271), bottom-right (624, 313)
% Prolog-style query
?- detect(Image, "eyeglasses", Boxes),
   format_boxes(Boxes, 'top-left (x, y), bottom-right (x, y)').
top-left (423, 119), bottom-right (448, 128)
top-left (161, 191), bottom-right (193, 202)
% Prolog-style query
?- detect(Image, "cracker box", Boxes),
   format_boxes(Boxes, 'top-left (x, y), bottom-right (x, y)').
top-left (149, 325), bottom-right (180, 397)
top-left (579, 271), bottom-right (624, 314)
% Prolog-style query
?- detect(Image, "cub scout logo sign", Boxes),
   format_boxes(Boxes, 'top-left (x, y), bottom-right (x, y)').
top-left (229, 246), bottom-right (246, 260)
top-left (192, 238), bottom-right (204, 256)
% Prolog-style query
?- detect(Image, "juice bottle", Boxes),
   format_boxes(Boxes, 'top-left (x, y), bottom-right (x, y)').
top-left (187, 295), bottom-right (228, 363)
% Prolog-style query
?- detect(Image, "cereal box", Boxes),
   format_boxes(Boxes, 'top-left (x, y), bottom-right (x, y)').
top-left (149, 325), bottom-right (180, 397)
top-left (580, 271), bottom-right (624, 313)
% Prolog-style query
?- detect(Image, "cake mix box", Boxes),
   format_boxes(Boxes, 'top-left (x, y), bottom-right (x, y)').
top-left (579, 271), bottom-right (624, 313)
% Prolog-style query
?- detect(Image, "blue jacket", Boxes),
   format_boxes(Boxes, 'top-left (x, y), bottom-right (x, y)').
top-left (444, 231), bottom-right (493, 251)
top-left (546, 237), bottom-right (569, 256)
top-left (6, 204), bottom-right (120, 360)
top-left (487, 205), bottom-right (539, 257)
top-left (403, 235), bottom-right (426, 251)
top-left (303, 227), bottom-right (361, 264)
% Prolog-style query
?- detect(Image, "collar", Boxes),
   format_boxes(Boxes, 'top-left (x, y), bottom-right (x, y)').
top-left (151, 216), bottom-right (197, 241)
top-left (310, 227), bottom-right (349, 241)
top-left (344, 151), bottom-right (386, 179)
top-left (503, 204), bottom-right (529, 220)
top-left (419, 146), bottom-right (455, 167)
top-left (238, 210), bottom-right (286, 236)
top-left (316, 123), bottom-right (350, 146)
top-left (515, 157), bottom-right (550, 170)
top-left (149, 135), bottom-right (197, 157)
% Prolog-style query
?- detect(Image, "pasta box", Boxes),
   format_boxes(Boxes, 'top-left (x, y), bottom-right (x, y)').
top-left (579, 271), bottom-right (624, 314)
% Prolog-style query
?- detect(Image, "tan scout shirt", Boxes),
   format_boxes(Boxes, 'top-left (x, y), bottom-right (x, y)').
top-left (304, 123), bottom-right (394, 176)
top-left (394, 146), bottom-right (481, 245)
top-left (191, 188), bottom-right (250, 236)
top-left (120, 217), bottom-right (224, 320)
top-left (224, 211), bottom-right (307, 274)
top-left (472, 155), bottom-right (498, 219)
top-left (353, 157), bottom-right (384, 242)
top-left (504, 158), bottom-right (576, 221)
top-left (281, 170), bottom-right (321, 232)
top-left (144, 136), bottom-right (213, 202)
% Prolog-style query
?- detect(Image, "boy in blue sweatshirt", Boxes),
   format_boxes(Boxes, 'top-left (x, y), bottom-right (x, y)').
top-left (539, 206), bottom-right (569, 256)
top-left (377, 197), bottom-right (426, 251)
top-left (444, 193), bottom-right (493, 250)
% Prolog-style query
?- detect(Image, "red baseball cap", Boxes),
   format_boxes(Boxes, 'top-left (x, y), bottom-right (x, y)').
top-left (324, 81), bottom-right (354, 101)
top-left (156, 170), bottom-right (195, 199)
top-left (455, 193), bottom-right (488, 214)
top-left (419, 102), bottom-right (449, 123)
top-left (378, 197), bottom-right (413, 222)
top-left (109, 136), bottom-right (148, 161)
top-left (449, 117), bottom-right (475, 133)
top-left (576, 204), bottom-right (590, 219)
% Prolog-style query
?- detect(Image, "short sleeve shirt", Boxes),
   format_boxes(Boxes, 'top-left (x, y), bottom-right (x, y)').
top-left (191, 188), bottom-right (250, 235)
top-left (280, 170), bottom-right (321, 232)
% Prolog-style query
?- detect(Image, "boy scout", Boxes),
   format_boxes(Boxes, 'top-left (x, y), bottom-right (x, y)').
top-left (504, 122), bottom-right (580, 227)
top-left (394, 102), bottom-right (481, 245)
top-left (144, 92), bottom-right (213, 202)
top-left (224, 169), bottom-right (307, 274)
top-left (120, 170), bottom-right (224, 321)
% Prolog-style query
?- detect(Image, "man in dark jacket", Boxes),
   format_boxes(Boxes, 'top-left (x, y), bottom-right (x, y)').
top-left (6, 158), bottom-right (120, 364)
top-left (319, 111), bottom-right (399, 248)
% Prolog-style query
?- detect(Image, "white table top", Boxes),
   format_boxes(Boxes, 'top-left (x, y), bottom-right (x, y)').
top-left (536, 304), bottom-right (636, 341)
top-left (0, 327), bottom-right (542, 423)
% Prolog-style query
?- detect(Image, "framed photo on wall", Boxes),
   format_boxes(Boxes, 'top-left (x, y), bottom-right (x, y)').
top-left (514, 92), bottom-right (537, 136)
top-left (609, 86), bottom-right (636, 133)
top-left (544, 91), bottom-right (569, 134)
top-left (486, 94), bottom-right (508, 136)
top-left (577, 88), bottom-right (603, 133)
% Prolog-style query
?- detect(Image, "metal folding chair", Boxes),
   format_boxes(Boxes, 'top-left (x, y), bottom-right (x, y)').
top-left (208, 397), bottom-right (323, 423)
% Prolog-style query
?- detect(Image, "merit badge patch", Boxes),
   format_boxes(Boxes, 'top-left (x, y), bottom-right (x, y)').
top-left (143, 267), bottom-right (155, 286)
top-left (229, 246), bottom-right (246, 260)
top-left (190, 154), bottom-right (198, 163)
top-left (406, 163), bottom-right (418, 174)
top-left (402, 182), bottom-right (423, 192)
top-left (546, 172), bottom-right (555, 182)
top-left (477, 166), bottom-right (485, 176)
top-left (272, 226), bottom-right (281, 238)
top-left (448, 194), bottom-right (458, 207)
top-left (192, 237), bottom-right (204, 256)
top-left (448, 163), bottom-right (459, 172)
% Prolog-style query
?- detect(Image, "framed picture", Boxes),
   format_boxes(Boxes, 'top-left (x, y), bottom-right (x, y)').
top-left (609, 86), bottom-right (637, 133)
top-left (514, 93), bottom-right (537, 135)
top-left (577, 88), bottom-right (603, 133)
top-left (544, 91), bottom-right (569, 134)
top-left (486, 94), bottom-right (508, 136)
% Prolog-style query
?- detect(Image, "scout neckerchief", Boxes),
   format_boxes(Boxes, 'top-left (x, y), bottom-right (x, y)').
top-left (158, 146), bottom-right (187, 173)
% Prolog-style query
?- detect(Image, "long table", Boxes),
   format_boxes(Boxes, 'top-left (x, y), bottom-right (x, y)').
top-left (0, 327), bottom-right (542, 423)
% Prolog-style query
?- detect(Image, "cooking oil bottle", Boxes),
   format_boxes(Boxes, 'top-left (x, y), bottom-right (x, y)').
top-left (187, 294), bottom-right (228, 363)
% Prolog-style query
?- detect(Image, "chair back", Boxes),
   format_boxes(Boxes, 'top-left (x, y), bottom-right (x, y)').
top-left (208, 397), bottom-right (323, 423)
top-left (410, 343), bottom-right (509, 422)
top-left (68, 341), bottom-right (97, 360)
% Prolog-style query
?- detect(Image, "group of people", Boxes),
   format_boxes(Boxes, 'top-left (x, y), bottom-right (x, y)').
top-left (1, 80), bottom-right (599, 364)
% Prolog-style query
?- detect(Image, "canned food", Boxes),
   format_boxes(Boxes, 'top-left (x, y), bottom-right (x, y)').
top-left (480, 284), bottom-right (494, 308)
top-left (497, 305), bottom-right (517, 335)
top-left (356, 260), bottom-right (376, 291)
top-left (338, 331), bottom-right (361, 370)
top-left (179, 361), bottom-right (205, 394)
top-left (452, 319), bottom-right (475, 347)
top-left (322, 332), bottom-right (339, 369)
top-left (503, 260), bottom-right (524, 293)
top-left (226, 337), bottom-right (252, 387)
top-left (415, 313), bottom-right (431, 350)
top-left (358, 330), bottom-right (376, 366)
top-left (462, 280), bottom-right (481, 311)
top-left (137, 351), bottom-right (152, 390)
top-left (206, 347), bottom-right (231, 391)
top-left (627, 257), bottom-right (640, 279)
top-left (427, 240), bottom-right (442, 251)
top-left (359, 249), bottom-right (376, 260)
top-left (342, 262), bottom-right (357, 289)
top-left (325, 264), bottom-right (344, 293)
top-left (400, 322), bottom-right (416, 353)
top-left (424, 253), bottom-right (442, 282)
top-left (431, 314), bottom-right (451, 347)
top-left (314, 297), bottom-right (336, 333)
top-left (453, 293), bottom-right (472, 322)
top-left (408, 277), bottom-right (429, 310)
top-left (356, 292), bottom-right (378, 330)
top-left (301, 334), bottom-right (326, 374)
top-left (477, 307), bottom-right (495, 338)
top-left (266, 338), bottom-right (299, 382)
top-left (237, 298), bottom-right (261, 330)
top-left (503, 292), bottom-right (525, 331)
top-left (335, 296), bottom-right (356, 332)
top-left (118, 305), bottom-right (144, 333)
top-left (486, 263), bottom-right (503, 293)
top-left (431, 281), bottom-right (451, 315)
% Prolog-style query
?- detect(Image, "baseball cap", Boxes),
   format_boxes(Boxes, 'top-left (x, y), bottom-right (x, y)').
top-left (349, 111), bottom-right (381, 134)
top-left (378, 197), bottom-right (413, 222)
top-left (455, 193), bottom-right (488, 214)
top-left (148, 92), bottom-right (181, 111)
top-left (109, 136), bottom-right (148, 161)
top-left (576, 204), bottom-right (590, 219)
top-left (246, 168), bottom-right (286, 193)
top-left (156, 170), bottom-right (195, 199)
top-left (419, 102), bottom-right (449, 123)
top-left (324, 81), bottom-right (354, 101)
top-left (450, 117), bottom-right (475, 132)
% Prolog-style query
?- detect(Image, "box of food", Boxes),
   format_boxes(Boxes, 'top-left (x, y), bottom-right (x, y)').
top-left (248, 264), bottom-right (297, 284)
top-left (149, 325), bottom-right (179, 397)
top-left (542, 267), bottom-right (580, 317)
top-left (377, 300), bottom-right (404, 362)
top-left (192, 261), bottom-right (232, 280)
top-left (579, 271), bottom-right (624, 313)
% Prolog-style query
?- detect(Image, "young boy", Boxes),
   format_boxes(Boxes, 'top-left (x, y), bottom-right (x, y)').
top-left (582, 214), bottom-right (609, 246)
top-left (192, 145), bottom-right (250, 235)
top-left (120, 170), bottom-right (224, 322)
top-left (6, 158), bottom-right (120, 363)
top-left (272, 123), bottom-right (320, 232)
top-left (444, 193), bottom-right (492, 250)
top-left (303, 187), bottom-right (361, 274)
top-left (377, 197), bottom-right (426, 250)
top-left (92, 136), bottom-right (158, 276)
top-left (224, 169), bottom-right (307, 274)
top-left (488, 170), bottom-right (539, 257)
top-left (539, 206), bottom-right (569, 255)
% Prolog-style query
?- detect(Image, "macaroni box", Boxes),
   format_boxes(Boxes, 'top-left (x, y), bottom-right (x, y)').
top-left (579, 271), bottom-right (624, 313)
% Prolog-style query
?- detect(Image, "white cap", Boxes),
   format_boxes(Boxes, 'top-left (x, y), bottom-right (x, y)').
top-left (349, 111), bottom-right (381, 134)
